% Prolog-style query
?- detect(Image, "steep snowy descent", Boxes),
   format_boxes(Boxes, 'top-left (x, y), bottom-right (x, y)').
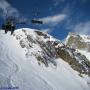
top-left (0, 28), bottom-right (90, 90)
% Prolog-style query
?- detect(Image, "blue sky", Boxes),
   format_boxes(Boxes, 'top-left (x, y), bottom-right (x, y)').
top-left (0, 0), bottom-right (90, 40)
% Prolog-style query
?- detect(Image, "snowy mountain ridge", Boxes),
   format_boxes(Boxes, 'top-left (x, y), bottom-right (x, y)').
top-left (0, 28), bottom-right (90, 90)
top-left (14, 28), bottom-right (64, 67)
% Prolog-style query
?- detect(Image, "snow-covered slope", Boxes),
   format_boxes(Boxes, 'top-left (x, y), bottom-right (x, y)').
top-left (0, 28), bottom-right (90, 90)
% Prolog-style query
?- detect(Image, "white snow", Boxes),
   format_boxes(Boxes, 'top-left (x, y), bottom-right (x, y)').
top-left (0, 29), bottom-right (90, 90)
top-left (77, 49), bottom-right (90, 61)
top-left (80, 35), bottom-right (90, 43)
top-left (64, 32), bottom-right (71, 45)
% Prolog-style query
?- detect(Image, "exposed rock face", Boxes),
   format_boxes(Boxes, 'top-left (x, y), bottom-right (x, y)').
top-left (14, 29), bottom-right (90, 76)
top-left (57, 47), bottom-right (90, 76)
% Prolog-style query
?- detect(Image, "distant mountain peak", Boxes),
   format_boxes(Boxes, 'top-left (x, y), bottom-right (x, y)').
top-left (65, 32), bottom-right (90, 52)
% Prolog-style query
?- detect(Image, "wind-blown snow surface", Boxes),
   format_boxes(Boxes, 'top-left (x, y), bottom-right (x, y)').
top-left (0, 28), bottom-right (90, 90)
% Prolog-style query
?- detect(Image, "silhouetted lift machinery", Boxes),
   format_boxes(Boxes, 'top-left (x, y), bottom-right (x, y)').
top-left (2, 16), bottom-right (15, 35)
top-left (31, 7), bottom-right (43, 24)
top-left (31, 19), bottom-right (43, 24)
top-left (1, 8), bottom-right (43, 35)
top-left (1, 17), bottom-right (43, 35)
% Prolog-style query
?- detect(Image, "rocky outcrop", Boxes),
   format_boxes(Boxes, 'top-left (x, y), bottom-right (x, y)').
top-left (15, 29), bottom-right (90, 76)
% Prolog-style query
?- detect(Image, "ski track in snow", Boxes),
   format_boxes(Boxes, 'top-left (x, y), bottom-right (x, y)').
top-left (0, 32), bottom-right (53, 90)
top-left (0, 34), bottom-right (19, 87)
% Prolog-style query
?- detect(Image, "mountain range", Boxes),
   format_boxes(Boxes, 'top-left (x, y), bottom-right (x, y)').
top-left (0, 28), bottom-right (90, 90)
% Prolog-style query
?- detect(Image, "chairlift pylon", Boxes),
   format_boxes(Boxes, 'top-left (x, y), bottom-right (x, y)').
top-left (31, 7), bottom-right (43, 24)
top-left (1, 6), bottom-right (43, 35)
